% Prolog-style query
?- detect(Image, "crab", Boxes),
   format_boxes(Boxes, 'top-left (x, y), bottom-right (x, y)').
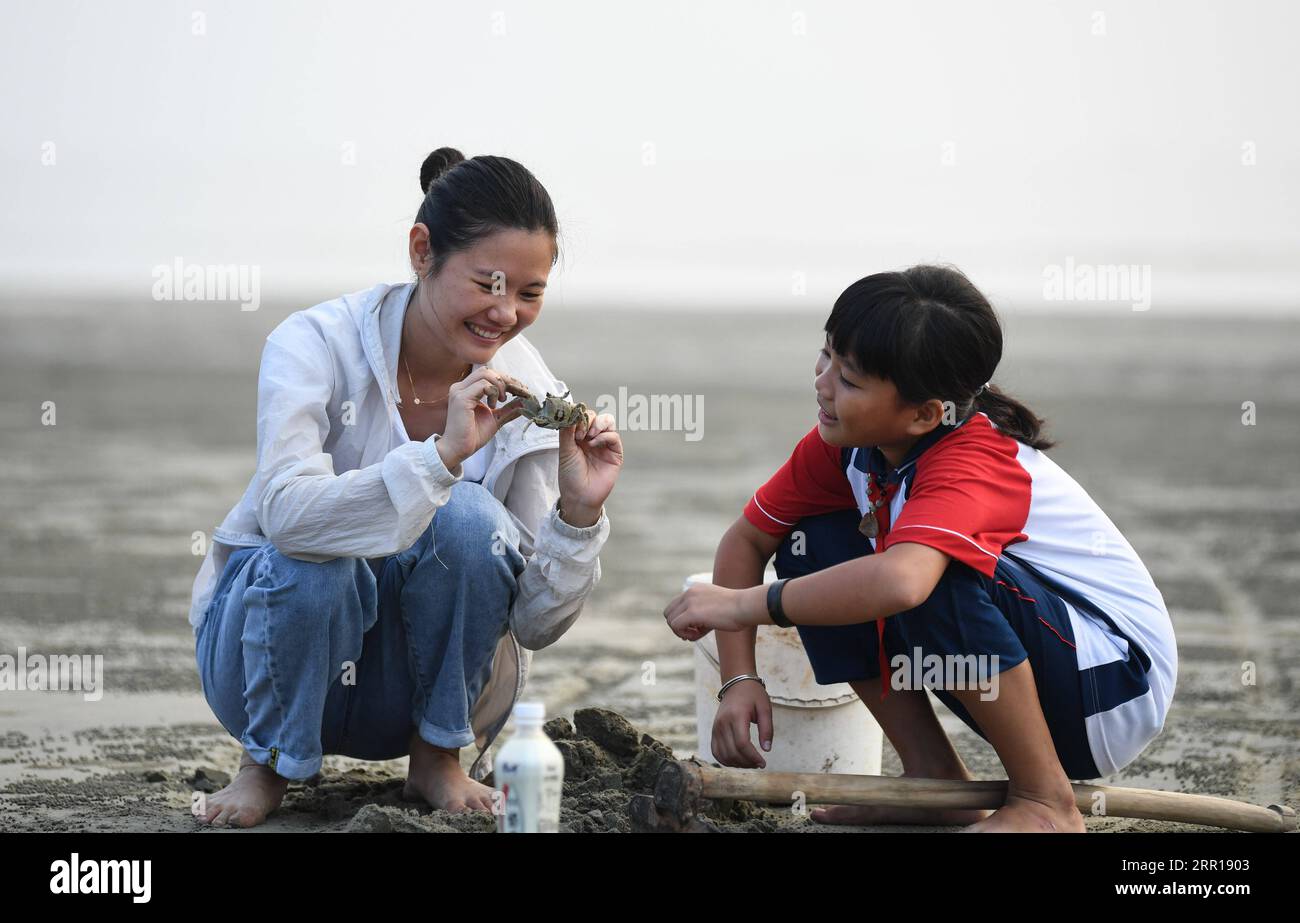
top-left (488, 375), bottom-right (591, 433)
top-left (518, 388), bottom-right (591, 433)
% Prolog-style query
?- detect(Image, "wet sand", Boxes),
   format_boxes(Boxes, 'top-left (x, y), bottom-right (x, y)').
top-left (1, 296), bottom-right (1297, 831)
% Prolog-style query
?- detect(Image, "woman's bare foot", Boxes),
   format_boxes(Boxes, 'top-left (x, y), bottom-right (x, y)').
top-left (961, 787), bottom-right (1086, 832)
top-left (402, 734), bottom-right (496, 813)
top-left (809, 765), bottom-right (995, 827)
top-left (193, 748), bottom-right (290, 828)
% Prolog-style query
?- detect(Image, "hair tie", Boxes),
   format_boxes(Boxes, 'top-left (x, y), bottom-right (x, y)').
top-left (979, 381), bottom-right (991, 395)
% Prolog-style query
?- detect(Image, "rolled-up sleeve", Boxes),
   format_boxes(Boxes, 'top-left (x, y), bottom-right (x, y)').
top-left (253, 325), bottom-right (462, 561)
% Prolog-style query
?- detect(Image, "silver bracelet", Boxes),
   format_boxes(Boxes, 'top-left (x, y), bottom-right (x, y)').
top-left (717, 673), bottom-right (765, 702)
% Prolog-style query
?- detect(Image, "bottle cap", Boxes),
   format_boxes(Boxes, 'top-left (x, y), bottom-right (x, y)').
top-left (512, 701), bottom-right (545, 722)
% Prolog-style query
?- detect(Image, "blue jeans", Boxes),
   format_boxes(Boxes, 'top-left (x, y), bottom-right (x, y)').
top-left (195, 480), bottom-right (527, 780)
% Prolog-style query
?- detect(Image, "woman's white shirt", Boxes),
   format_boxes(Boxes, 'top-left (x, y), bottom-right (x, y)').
top-left (458, 438), bottom-right (495, 484)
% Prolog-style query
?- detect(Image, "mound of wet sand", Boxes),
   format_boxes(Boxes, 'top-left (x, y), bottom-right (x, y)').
top-left (343, 707), bottom-right (797, 833)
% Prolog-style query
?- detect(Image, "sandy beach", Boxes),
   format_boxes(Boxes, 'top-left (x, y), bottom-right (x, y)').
top-left (1, 296), bottom-right (1297, 832)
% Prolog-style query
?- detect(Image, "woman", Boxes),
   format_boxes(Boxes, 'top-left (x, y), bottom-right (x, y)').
top-left (188, 148), bottom-right (623, 828)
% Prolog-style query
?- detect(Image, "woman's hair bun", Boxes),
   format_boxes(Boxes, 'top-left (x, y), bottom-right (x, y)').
top-left (420, 147), bottom-right (465, 195)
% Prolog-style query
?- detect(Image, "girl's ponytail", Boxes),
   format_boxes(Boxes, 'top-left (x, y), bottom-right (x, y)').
top-left (974, 383), bottom-right (1054, 451)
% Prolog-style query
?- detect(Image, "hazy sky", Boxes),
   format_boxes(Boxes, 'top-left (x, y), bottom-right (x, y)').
top-left (3, 0), bottom-right (1297, 312)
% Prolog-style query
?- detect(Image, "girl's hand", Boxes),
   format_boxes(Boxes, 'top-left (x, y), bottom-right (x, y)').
top-left (712, 679), bottom-right (774, 769)
top-left (556, 409), bottom-right (623, 526)
top-left (663, 584), bottom-right (766, 640)
top-left (437, 369), bottom-right (529, 471)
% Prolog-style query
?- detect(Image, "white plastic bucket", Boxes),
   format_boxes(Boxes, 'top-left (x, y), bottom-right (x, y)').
top-left (687, 571), bottom-right (883, 775)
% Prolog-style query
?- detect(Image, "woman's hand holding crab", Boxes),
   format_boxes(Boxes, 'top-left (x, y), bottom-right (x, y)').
top-left (557, 406), bottom-right (622, 527)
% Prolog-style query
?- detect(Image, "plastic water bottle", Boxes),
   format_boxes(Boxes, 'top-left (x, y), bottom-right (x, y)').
top-left (494, 702), bottom-right (564, 833)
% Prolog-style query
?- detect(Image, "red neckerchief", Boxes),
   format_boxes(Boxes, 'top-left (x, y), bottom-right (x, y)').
top-left (865, 473), bottom-right (898, 700)
top-left (860, 417), bottom-right (977, 700)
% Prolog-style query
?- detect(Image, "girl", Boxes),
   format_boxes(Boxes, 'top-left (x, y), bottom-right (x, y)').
top-left (188, 148), bottom-right (624, 828)
top-left (663, 265), bottom-right (1176, 833)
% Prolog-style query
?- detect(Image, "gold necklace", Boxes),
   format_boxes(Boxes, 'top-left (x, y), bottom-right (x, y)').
top-left (401, 350), bottom-right (470, 407)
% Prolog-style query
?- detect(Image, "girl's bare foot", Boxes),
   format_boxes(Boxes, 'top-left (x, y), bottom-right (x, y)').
top-left (402, 735), bottom-right (497, 813)
top-left (961, 787), bottom-right (1086, 832)
top-left (193, 748), bottom-right (290, 828)
top-left (809, 765), bottom-right (995, 827)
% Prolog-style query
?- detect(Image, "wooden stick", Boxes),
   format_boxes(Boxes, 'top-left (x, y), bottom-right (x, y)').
top-left (648, 760), bottom-right (1297, 833)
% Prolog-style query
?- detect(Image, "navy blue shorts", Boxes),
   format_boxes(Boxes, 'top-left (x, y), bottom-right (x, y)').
top-left (774, 507), bottom-right (1106, 780)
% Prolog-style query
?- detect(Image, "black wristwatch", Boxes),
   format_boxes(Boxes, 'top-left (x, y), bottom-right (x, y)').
top-left (766, 578), bottom-right (794, 627)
